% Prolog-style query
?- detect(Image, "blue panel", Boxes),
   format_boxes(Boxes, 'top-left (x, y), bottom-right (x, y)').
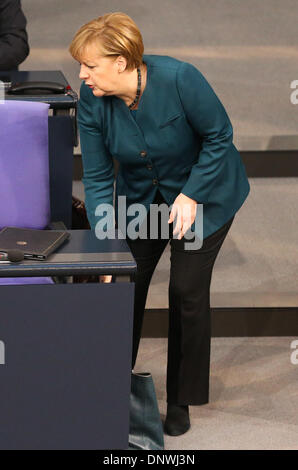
top-left (0, 282), bottom-right (134, 449)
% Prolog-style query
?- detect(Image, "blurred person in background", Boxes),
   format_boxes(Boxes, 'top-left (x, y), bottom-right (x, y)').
top-left (0, 0), bottom-right (29, 70)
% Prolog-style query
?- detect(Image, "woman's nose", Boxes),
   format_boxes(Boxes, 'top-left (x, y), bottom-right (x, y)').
top-left (79, 65), bottom-right (89, 80)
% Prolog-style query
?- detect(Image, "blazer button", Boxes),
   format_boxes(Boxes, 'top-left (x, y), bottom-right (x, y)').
top-left (140, 150), bottom-right (147, 158)
top-left (152, 178), bottom-right (158, 185)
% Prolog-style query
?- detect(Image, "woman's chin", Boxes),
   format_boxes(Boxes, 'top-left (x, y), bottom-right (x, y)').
top-left (92, 90), bottom-right (101, 96)
top-left (92, 87), bottom-right (106, 97)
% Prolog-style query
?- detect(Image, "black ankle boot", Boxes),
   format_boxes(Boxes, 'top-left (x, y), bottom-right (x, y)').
top-left (164, 404), bottom-right (190, 436)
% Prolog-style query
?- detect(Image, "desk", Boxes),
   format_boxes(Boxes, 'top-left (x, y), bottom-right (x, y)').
top-left (0, 230), bottom-right (136, 450)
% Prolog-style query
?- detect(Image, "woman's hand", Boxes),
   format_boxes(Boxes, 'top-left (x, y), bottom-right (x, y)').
top-left (168, 193), bottom-right (197, 240)
top-left (99, 275), bottom-right (113, 283)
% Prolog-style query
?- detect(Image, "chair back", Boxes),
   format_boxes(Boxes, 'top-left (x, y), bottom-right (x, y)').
top-left (0, 100), bottom-right (50, 229)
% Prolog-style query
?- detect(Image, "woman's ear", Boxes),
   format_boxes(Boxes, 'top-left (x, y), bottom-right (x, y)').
top-left (116, 55), bottom-right (127, 73)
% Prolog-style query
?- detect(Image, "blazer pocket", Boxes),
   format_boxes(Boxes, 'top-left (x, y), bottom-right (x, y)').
top-left (159, 113), bottom-right (183, 129)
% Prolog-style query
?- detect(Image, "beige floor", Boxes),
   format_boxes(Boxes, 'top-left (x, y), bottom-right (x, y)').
top-left (135, 337), bottom-right (298, 450)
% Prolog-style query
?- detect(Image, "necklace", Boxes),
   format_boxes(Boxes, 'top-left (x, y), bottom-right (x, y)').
top-left (128, 67), bottom-right (141, 109)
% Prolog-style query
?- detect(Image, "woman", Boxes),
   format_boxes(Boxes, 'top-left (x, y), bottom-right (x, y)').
top-left (69, 12), bottom-right (250, 436)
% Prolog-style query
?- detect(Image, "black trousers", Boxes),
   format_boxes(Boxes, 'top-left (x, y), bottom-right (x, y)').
top-left (126, 191), bottom-right (234, 405)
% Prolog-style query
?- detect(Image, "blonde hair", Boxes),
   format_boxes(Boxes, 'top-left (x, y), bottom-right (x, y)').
top-left (69, 12), bottom-right (144, 70)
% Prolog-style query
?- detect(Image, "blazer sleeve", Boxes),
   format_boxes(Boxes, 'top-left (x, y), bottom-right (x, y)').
top-left (0, 0), bottom-right (29, 70)
top-left (176, 61), bottom-right (234, 204)
top-left (78, 83), bottom-right (114, 230)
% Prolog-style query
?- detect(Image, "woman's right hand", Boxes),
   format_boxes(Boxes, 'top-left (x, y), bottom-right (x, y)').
top-left (99, 275), bottom-right (113, 283)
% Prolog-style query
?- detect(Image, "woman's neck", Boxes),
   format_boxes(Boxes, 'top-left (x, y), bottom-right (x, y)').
top-left (115, 63), bottom-right (147, 109)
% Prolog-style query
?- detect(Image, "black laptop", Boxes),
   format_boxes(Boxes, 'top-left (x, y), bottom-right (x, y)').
top-left (0, 227), bottom-right (70, 260)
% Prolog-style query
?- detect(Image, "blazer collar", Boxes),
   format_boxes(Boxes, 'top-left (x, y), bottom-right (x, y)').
top-left (112, 57), bottom-right (151, 123)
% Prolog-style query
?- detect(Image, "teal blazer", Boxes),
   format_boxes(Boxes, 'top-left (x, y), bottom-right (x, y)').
top-left (78, 54), bottom-right (250, 239)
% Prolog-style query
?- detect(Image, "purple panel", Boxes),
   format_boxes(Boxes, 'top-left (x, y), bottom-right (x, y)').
top-left (0, 277), bottom-right (54, 285)
top-left (0, 100), bottom-right (50, 229)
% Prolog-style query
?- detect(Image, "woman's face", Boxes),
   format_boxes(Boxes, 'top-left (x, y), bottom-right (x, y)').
top-left (79, 42), bottom-right (121, 97)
